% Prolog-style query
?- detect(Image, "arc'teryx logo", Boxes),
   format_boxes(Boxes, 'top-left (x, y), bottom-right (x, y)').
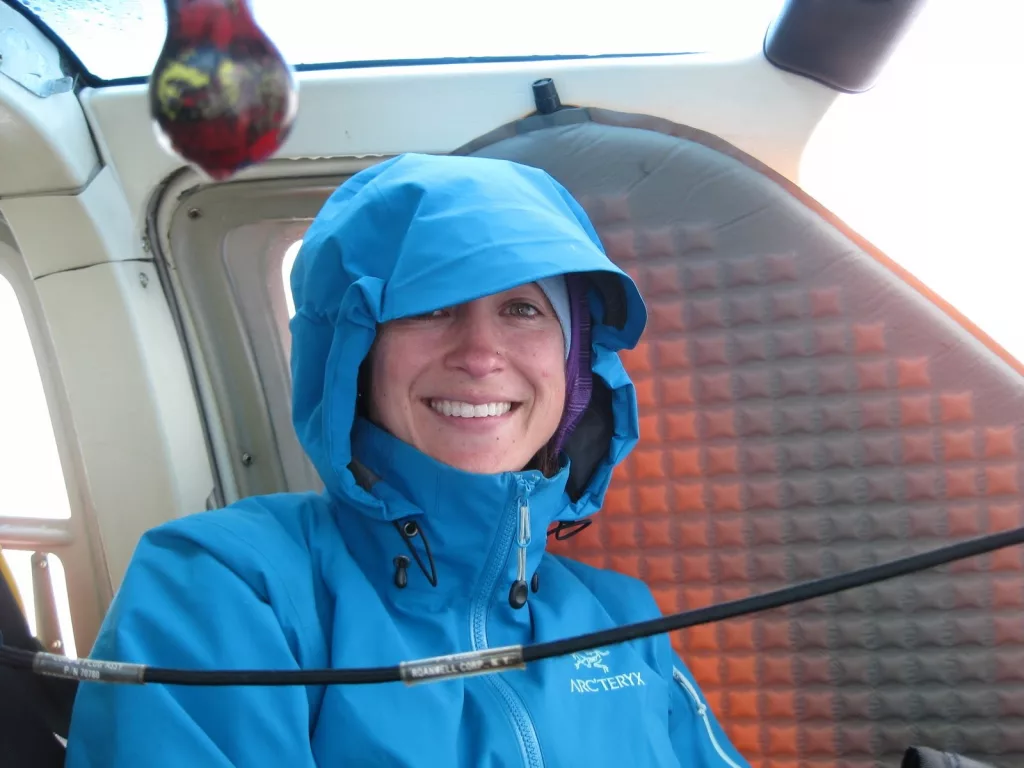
top-left (572, 650), bottom-right (610, 674)
top-left (569, 648), bottom-right (645, 694)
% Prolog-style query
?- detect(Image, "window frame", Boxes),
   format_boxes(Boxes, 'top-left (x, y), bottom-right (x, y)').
top-left (0, 220), bottom-right (110, 655)
top-left (158, 163), bottom-right (382, 500)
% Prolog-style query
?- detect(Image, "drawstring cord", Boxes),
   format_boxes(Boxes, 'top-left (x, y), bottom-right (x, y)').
top-left (392, 520), bottom-right (438, 588)
top-left (547, 520), bottom-right (592, 541)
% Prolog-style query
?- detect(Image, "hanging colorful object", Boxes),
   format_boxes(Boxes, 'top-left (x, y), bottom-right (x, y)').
top-left (148, 0), bottom-right (298, 180)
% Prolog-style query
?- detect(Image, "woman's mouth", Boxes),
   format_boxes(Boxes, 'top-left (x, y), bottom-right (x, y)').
top-left (428, 399), bottom-right (515, 418)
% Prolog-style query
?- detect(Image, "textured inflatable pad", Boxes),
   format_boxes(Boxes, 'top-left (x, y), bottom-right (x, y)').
top-left (456, 108), bottom-right (1024, 768)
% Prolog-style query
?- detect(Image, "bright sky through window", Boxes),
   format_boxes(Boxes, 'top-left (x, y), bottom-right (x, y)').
top-left (15, 0), bottom-right (782, 81)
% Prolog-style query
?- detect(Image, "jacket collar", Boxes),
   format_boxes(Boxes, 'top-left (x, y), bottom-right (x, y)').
top-left (333, 418), bottom-right (569, 601)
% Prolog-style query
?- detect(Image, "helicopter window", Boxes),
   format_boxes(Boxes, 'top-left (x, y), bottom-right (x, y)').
top-left (0, 276), bottom-right (69, 522)
top-left (282, 239), bottom-right (301, 320)
top-left (800, 0), bottom-right (1024, 363)
top-left (12, 0), bottom-right (784, 83)
top-left (0, 273), bottom-right (76, 657)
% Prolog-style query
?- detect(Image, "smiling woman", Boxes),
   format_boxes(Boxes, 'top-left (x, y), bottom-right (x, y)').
top-left (65, 152), bottom-right (749, 768)
top-left (366, 282), bottom-right (569, 475)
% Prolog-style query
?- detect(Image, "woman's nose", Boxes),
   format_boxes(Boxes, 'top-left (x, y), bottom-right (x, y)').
top-left (444, 314), bottom-right (504, 377)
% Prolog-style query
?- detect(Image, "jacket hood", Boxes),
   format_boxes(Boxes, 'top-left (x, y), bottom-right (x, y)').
top-left (288, 152), bottom-right (647, 523)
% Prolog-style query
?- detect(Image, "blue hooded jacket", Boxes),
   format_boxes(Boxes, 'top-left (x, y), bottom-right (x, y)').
top-left (66, 153), bottom-right (749, 768)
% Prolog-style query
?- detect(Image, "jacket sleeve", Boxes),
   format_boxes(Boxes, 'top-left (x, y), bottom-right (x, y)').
top-left (663, 649), bottom-right (750, 768)
top-left (64, 521), bottom-right (319, 768)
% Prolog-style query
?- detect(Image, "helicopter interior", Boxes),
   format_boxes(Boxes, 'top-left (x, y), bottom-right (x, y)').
top-left (1, 1), bottom-right (1022, 766)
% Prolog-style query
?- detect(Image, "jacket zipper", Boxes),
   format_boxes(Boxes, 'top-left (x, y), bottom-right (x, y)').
top-left (514, 496), bottom-right (531, 589)
top-left (468, 478), bottom-right (543, 768)
top-left (673, 667), bottom-right (742, 768)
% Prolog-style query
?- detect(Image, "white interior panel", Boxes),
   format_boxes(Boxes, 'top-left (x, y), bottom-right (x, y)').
top-left (34, 259), bottom-right (213, 588)
top-left (0, 3), bottom-right (100, 196)
top-left (0, 167), bottom-right (136, 278)
top-left (81, 52), bottom-right (837, 228)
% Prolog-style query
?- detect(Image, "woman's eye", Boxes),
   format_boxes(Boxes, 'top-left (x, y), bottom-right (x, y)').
top-left (507, 302), bottom-right (540, 318)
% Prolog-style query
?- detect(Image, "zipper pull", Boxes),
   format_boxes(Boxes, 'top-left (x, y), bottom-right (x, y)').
top-left (508, 493), bottom-right (532, 609)
top-left (508, 580), bottom-right (529, 608)
top-left (517, 498), bottom-right (532, 548)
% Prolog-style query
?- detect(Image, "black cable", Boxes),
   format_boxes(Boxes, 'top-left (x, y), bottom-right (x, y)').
top-left (522, 523), bottom-right (1024, 664)
top-left (3, 525), bottom-right (1023, 687)
top-left (147, 663), bottom-right (402, 686)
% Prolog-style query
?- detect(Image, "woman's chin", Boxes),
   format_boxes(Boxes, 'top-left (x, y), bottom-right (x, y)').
top-left (428, 447), bottom-right (530, 476)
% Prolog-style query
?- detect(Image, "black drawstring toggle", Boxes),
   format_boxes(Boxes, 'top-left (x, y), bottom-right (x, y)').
top-left (393, 556), bottom-right (410, 589)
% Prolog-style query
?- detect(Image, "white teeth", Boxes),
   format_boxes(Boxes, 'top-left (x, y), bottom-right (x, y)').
top-left (430, 400), bottom-right (512, 418)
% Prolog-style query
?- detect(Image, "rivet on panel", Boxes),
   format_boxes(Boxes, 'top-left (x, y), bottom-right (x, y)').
top-left (241, 453), bottom-right (254, 466)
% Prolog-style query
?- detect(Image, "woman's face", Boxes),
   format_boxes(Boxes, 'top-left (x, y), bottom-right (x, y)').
top-left (367, 282), bottom-right (567, 474)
